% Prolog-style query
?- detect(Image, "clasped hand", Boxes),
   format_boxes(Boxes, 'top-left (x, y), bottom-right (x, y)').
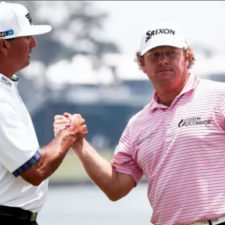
top-left (53, 112), bottom-right (88, 144)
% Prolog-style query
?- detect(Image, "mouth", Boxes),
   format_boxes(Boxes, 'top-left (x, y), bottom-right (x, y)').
top-left (157, 69), bottom-right (172, 73)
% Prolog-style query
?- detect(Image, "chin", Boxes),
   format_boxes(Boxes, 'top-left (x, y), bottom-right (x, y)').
top-left (25, 60), bottom-right (30, 66)
top-left (20, 62), bottom-right (30, 71)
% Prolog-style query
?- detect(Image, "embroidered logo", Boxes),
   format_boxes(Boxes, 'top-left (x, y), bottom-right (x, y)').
top-left (178, 116), bottom-right (211, 127)
top-left (137, 131), bottom-right (155, 146)
top-left (145, 28), bottom-right (175, 42)
top-left (0, 29), bottom-right (14, 37)
top-left (1, 76), bottom-right (12, 87)
top-left (25, 13), bottom-right (32, 24)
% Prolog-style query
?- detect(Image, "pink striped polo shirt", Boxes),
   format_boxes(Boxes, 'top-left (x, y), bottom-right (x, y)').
top-left (111, 74), bottom-right (225, 225)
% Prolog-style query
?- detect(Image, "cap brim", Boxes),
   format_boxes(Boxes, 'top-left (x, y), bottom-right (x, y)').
top-left (140, 37), bottom-right (187, 56)
top-left (3, 24), bottom-right (52, 39)
top-left (21, 25), bottom-right (52, 36)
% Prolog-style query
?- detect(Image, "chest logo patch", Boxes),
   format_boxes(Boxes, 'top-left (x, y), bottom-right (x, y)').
top-left (178, 116), bottom-right (211, 127)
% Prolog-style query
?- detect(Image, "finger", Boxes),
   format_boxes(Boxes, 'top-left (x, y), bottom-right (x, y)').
top-left (54, 114), bottom-right (71, 121)
top-left (64, 112), bottom-right (72, 118)
top-left (70, 119), bottom-right (85, 131)
top-left (54, 125), bottom-right (69, 131)
top-left (54, 124), bottom-right (71, 137)
top-left (53, 122), bottom-right (70, 130)
top-left (71, 114), bottom-right (82, 121)
top-left (82, 128), bottom-right (88, 137)
top-left (54, 120), bottom-right (70, 127)
top-left (54, 115), bottom-right (65, 120)
top-left (54, 116), bottom-right (70, 123)
top-left (54, 125), bottom-right (69, 137)
top-left (78, 125), bottom-right (88, 137)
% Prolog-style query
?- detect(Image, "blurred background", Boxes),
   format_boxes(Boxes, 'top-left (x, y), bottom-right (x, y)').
top-left (9, 1), bottom-right (225, 224)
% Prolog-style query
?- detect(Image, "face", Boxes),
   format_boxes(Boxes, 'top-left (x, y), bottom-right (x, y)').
top-left (7, 36), bottom-right (37, 72)
top-left (140, 46), bottom-right (190, 92)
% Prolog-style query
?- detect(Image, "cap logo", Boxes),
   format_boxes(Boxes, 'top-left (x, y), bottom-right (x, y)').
top-left (145, 29), bottom-right (175, 43)
top-left (1, 76), bottom-right (12, 87)
top-left (0, 29), bottom-right (14, 38)
top-left (25, 13), bottom-right (32, 25)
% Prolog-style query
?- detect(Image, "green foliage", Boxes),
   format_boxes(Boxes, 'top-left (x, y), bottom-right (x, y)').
top-left (50, 150), bottom-right (113, 183)
top-left (18, 1), bottom-right (119, 66)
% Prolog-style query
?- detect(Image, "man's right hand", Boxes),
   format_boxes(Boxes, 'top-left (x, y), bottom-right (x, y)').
top-left (54, 113), bottom-right (88, 140)
top-left (21, 113), bottom-right (87, 186)
top-left (69, 114), bottom-right (88, 139)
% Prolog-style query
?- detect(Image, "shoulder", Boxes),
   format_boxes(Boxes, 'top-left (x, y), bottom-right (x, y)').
top-left (198, 78), bottom-right (225, 91)
top-left (127, 103), bottom-right (151, 128)
top-left (0, 82), bottom-right (11, 100)
top-left (0, 86), bottom-right (13, 107)
top-left (195, 78), bottom-right (225, 98)
top-left (0, 90), bottom-right (17, 120)
top-left (194, 78), bottom-right (225, 107)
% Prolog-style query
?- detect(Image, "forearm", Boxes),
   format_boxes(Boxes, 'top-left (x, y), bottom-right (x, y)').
top-left (22, 131), bottom-right (74, 185)
top-left (73, 139), bottom-right (135, 200)
top-left (76, 140), bottom-right (115, 189)
top-left (36, 137), bottom-right (70, 180)
top-left (22, 113), bottom-right (87, 185)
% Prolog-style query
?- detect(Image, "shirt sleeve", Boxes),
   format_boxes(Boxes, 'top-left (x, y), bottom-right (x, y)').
top-left (0, 102), bottom-right (40, 175)
top-left (111, 122), bottom-right (143, 184)
top-left (220, 87), bottom-right (225, 117)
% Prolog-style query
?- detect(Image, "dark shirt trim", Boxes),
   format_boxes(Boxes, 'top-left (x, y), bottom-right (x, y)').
top-left (12, 150), bottom-right (41, 177)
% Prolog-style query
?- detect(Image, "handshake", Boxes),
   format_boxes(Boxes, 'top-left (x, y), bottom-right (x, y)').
top-left (53, 112), bottom-right (88, 152)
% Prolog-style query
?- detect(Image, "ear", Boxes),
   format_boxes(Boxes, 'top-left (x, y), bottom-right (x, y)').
top-left (137, 54), bottom-right (147, 73)
top-left (0, 40), bottom-right (11, 55)
top-left (184, 50), bottom-right (191, 68)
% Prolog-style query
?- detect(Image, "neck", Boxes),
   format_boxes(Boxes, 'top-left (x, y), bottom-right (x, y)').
top-left (0, 64), bottom-right (15, 79)
top-left (157, 89), bottom-right (182, 106)
top-left (156, 75), bottom-right (189, 107)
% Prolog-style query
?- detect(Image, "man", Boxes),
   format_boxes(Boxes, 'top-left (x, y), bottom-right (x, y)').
top-left (0, 2), bottom-right (87, 225)
top-left (54, 23), bottom-right (225, 225)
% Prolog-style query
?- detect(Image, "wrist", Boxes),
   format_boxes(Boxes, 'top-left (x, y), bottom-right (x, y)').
top-left (72, 138), bottom-right (85, 155)
top-left (56, 130), bottom-right (76, 152)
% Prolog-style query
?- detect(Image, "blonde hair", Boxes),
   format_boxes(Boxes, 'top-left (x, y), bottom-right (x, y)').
top-left (135, 45), bottom-right (195, 70)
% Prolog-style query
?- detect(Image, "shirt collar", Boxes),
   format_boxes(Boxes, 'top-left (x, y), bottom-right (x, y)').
top-left (149, 74), bottom-right (199, 112)
top-left (0, 73), bottom-right (18, 89)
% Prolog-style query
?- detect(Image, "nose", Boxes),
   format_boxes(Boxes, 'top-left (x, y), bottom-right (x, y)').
top-left (30, 36), bottom-right (37, 48)
top-left (158, 53), bottom-right (169, 65)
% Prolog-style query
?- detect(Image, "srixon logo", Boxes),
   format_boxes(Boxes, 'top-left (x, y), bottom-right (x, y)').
top-left (178, 117), bottom-right (211, 127)
top-left (25, 13), bottom-right (32, 25)
top-left (145, 29), bottom-right (175, 42)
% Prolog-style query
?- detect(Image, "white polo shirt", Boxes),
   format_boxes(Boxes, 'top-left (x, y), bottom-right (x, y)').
top-left (0, 73), bottom-right (48, 212)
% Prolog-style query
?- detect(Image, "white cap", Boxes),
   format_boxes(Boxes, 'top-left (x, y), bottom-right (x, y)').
top-left (139, 22), bottom-right (187, 56)
top-left (0, 2), bottom-right (52, 39)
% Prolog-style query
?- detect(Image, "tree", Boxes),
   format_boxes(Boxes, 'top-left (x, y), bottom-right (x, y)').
top-left (20, 1), bottom-right (119, 67)
top-left (13, 1), bottom-right (120, 112)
